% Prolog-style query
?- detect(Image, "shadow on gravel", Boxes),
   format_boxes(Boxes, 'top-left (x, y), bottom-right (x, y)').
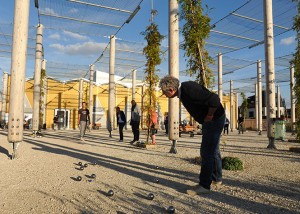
top-left (222, 146), bottom-right (300, 162)
top-left (37, 189), bottom-right (103, 213)
top-left (44, 130), bottom-right (202, 150)
top-left (205, 190), bottom-right (297, 214)
top-left (23, 137), bottom-right (198, 193)
top-left (41, 131), bottom-right (190, 158)
top-left (223, 177), bottom-right (300, 202)
top-left (0, 145), bottom-right (11, 159)
top-left (42, 132), bottom-right (153, 152)
top-left (9, 130), bottom-right (299, 213)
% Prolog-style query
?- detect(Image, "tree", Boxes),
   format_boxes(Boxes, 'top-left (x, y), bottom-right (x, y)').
top-left (292, 0), bottom-right (300, 139)
top-left (178, 0), bottom-right (214, 87)
top-left (240, 92), bottom-right (248, 120)
top-left (141, 10), bottom-right (165, 143)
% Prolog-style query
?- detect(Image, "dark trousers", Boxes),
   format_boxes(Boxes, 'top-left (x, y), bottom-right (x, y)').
top-left (238, 123), bottom-right (244, 134)
top-left (131, 121), bottom-right (140, 141)
top-left (200, 114), bottom-right (225, 190)
top-left (118, 123), bottom-right (125, 140)
top-left (165, 124), bottom-right (168, 134)
top-left (223, 124), bottom-right (229, 135)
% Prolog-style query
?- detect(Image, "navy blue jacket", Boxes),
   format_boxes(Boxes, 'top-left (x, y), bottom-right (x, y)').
top-left (116, 111), bottom-right (126, 125)
top-left (180, 81), bottom-right (225, 124)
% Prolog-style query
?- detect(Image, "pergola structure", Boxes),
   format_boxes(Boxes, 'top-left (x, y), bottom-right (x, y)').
top-left (0, 0), bottom-right (297, 157)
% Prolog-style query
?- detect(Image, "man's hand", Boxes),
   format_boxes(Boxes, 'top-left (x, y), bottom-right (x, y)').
top-left (204, 115), bottom-right (213, 122)
top-left (205, 107), bottom-right (216, 122)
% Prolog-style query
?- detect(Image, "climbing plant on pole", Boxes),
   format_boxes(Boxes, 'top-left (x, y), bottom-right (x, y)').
top-left (292, 0), bottom-right (300, 139)
top-left (178, 0), bottom-right (214, 87)
top-left (39, 68), bottom-right (46, 130)
top-left (141, 10), bottom-right (165, 143)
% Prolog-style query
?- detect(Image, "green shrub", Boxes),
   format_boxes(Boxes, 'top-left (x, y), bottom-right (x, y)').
top-left (222, 157), bottom-right (243, 170)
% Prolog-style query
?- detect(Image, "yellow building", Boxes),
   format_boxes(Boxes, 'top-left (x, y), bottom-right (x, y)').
top-left (3, 75), bottom-right (237, 130)
top-left (24, 77), bottom-right (145, 130)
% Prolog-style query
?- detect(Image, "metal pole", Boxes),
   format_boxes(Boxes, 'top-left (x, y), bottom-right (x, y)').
top-left (255, 83), bottom-right (258, 131)
top-left (257, 60), bottom-right (263, 134)
top-left (41, 59), bottom-right (47, 128)
top-left (218, 53), bottom-right (223, 104)
top-left (58, 92), bottom-right (62, 126)
top-left (1, 72), bottom-right (8, 123)
top-left (230, 80), bottom-right (233, 132)
top-left (108, 35), bottom-right (115, 137)
top-left (125, 96), bottom-right (128, 130)
top-left (151, 0), bottom-right (154, 22)
top-left (290, 66), bottom-right (295, 134)
top-left (8, 0), bottom-right (30, 159)
top-left (63, 101), bottom-right (67, 129)
top-left (79, 78), bottom-right (83, 109)
top-left (32, 24), bottom-right (44, 134)
top-left (235, 92), bottom-right (239, 130)
top-left (168, 0), bottom-right (179, 154)
top-left (276, 85), bottom-right (280, 118)
top-left (132, 69), bottom-right (136, 100)
top-left (264, 0), bottom-right (276, 148)
top-left (62, 82), bottom-right (67, 129)
top-left (93, 94), bottom-right (97, 128)
top-left (89, 64), bottom-right (94, 126)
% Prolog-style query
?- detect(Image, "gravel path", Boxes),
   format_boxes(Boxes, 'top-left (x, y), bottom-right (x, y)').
top-left (0, 128), bottom-right (299, 214)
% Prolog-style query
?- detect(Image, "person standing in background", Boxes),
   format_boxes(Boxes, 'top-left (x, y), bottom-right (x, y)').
top-left (53, 115), bottom-right (58, 130)
top-left (223, 117), bottom-right (229, 135)
top-left (149, 108), bottom-right (158, 144)
top-left (164, 112), bottom-right (169, 135)
top-left (130, 100), bottom-right (141, 144)
top-left (78, 102), bottom-right (90, 141)
top-left (238, 114), bottom-right (244, 134)
top-left (116, 106), bottom-right (126, 142)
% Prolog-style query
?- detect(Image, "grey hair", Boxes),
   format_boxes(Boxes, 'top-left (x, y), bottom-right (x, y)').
top-left (159, 75), bottom-right (180, 92)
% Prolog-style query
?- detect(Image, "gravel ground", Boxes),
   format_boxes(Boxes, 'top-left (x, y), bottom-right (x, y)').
top-left (0, 128), bottom-right (299, 214)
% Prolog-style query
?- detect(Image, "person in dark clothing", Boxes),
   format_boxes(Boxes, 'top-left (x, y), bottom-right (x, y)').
top-left (116, 106), bottom-right (126, 142)
top-left (78, 102), bottom-right (90, 141)
top-left (159, 75), bottom-right (225, 195)
top-left (238, 114), bottom-right (244, 134)
top-left (223, 118), bottom-right (229, 135)
top-left (130, 100), bottom-right (141, 144)
top-left (164, 112), bottom-right (169, 134)
top-left (53, 115), bottom-right (58, 130)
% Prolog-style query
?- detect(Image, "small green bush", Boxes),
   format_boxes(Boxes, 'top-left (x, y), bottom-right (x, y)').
top-left (222, 157), bottom-right (243, 171)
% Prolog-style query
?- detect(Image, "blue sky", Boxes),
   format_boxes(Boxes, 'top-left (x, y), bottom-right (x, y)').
top-left (0, 0), bottom-right (297, 107)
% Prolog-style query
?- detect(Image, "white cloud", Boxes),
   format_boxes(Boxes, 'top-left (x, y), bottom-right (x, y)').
top-left (49, 41), bottom-right (107, 56)
top-left (280, 36), bottom-right (296, 45)
top-left (50, 43), bottom-right (65, 50)
top-left (69, 8), bottom-right (78, 13)
top-left (63, 31), bottom-right (88, 40)
top-left (48, 33), bottom-right (60, 40)
top-left (41, 7), bottom-right (58, 16)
